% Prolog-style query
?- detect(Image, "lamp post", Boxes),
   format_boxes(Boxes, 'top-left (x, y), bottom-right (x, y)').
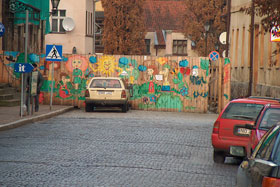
top-left (204, 21), bottom-right (210, 57)
top-left (49, 0), bottom-right (60, 111)
top-left (215, 42), bottom-right (220, 52)
top-left (93, 0), bottom-right (100, 54)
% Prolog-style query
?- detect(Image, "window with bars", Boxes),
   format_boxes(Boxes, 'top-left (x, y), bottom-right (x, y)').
top-left (145, 39), bottom-right (151, 54)
top-left (173, 40), bottom-right (188, 55)
top-left (86, 11), bottom-right (94, 36)
top-left (51, 10), bottom-right (66, 33)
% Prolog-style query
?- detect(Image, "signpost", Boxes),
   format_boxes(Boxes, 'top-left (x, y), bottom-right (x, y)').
top-left (14, 62), bottom-right (34, 117)
top-left (271, 26), bottom-right (280, 42)
top-left (209, 51), bottom-right (220, 62)
top-left (46, 45), bottom-right (63, 110)
top-left (14, 63), bottom-right (34, 73)
top-left (0, 23), bottom-right (5, 37)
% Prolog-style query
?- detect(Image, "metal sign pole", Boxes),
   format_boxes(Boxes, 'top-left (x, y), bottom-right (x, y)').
top-left (21, 9), bottom-right (29, 117)
top-left (50, 61), bottom-right (54, 110)
top-left (20, 73), bottom-right (24, 117)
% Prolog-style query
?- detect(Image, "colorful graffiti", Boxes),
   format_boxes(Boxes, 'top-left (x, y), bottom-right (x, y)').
top-left (0, 52), bottom-right (210, 112)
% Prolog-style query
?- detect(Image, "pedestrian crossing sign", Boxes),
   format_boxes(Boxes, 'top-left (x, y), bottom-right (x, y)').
top-left (46, 45), bottom-right (63, 61)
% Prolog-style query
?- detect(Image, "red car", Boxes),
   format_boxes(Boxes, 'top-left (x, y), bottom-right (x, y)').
top-left (245, 104), bottom-right (280, 156)
top-left (211, 97), bottom-right (280, 163)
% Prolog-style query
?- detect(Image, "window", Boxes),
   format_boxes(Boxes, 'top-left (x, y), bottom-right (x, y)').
top-left (86, 11), bottom-right (94, 36)
top-left (51, 10), bottom-right (66, 33)
top-left (173, 40), bottom-right (188, 55)
top-left (145, 39), bottom-right (151, 54)
top-left (90, 79), bottom-right (121, 89)
top-left (256, 128), bottom-right (280, 161)
top-left (221, 103), bottom-right (264, 121)
top-left (259, 108), bottom-right (280, 130)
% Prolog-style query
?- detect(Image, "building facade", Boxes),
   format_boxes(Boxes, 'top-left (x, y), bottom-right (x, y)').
top-left (1, 0), bottom-right (49, 53)
top-left (95, 0), bottom-right (198, 57)
top-left (229, 0), bottom-right (280, 98)
top-left (143, 0), bottom-right (197, 57)
top-left (45, 0), bottom-right (95, 55)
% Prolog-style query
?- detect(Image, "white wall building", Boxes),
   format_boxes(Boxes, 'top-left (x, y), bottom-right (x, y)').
top-left (46, 0), bottom-right (95, 54)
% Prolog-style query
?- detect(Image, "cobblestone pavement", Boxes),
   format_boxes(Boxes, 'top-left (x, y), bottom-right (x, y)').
top-left (0, 109), bottom-right (239, 186)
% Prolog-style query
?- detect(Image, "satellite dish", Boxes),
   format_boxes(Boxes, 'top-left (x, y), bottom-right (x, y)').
top-left (222, 50), bottom-right (226, 58)
top-left (219, 32), bottom-right (227, 45)
top-left (62, 17), bottom-right (75, 31)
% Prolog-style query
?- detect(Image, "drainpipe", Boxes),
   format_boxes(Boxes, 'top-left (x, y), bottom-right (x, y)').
top-left (248, 0), bottom-right (255, 96)
top-left (225, 0), bottom-right (231, 57)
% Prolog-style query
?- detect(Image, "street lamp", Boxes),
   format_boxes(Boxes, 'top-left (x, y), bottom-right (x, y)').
top-left (51, 0), bottom-right (60, 14)
top-left (204, 21), bottom-right (210, 56)
top-left (51, 0), bottom-right (60, 10)
top-left (93, 0), bottom-right (101, 54)
top-left (215, 42), bottom-right (220, 52)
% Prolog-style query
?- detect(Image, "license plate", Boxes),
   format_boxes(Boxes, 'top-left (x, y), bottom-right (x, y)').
top-left (98, 91), bottom-right (112, 95)
top-left (237, 128), bottom-right (251, 135)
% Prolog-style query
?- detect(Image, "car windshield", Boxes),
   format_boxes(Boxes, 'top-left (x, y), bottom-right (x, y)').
top-left (259, 108), bottom-right (280, 130)
top-left (90, 79), bottom-right (121, 88)
top-left (221, 103), bottom-right (263, 121)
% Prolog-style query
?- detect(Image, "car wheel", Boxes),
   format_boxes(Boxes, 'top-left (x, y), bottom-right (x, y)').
top-left (85, 103), bottom-right (93, 112)
top-left (126, 103), bottom-right (129, 111)
top-left (213, 151), bottom-right (225, 164)
top-left (236, 164), bottom-right (251, 187)
top-left (122, 104), bottom-right (127, 113)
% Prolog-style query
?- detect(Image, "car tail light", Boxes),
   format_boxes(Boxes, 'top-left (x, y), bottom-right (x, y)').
top-left (121, 90), bottom-right (126, 98)
top-left (262, 177), bottom-right (280, 187)
top-left (212, 121), bottom-right (220, 134)
top-left (85, 89), bottom-right (90, 97)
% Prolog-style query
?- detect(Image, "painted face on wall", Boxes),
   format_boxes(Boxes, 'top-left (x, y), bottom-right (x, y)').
top-left (72, 60), bottom-right (82, 69)
top-left (103, 60), bottom-right (112, 70)
top-left (147, 68), bottom-right (154, 76)
top-left (192, 66), bottom-right (199, 77)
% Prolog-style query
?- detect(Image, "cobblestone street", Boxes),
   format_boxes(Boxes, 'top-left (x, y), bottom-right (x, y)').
top-left (0, 109), bottom-right (239, 186)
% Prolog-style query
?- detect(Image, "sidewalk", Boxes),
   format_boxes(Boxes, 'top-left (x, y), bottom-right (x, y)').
top-left (0, 105), bottom-right (75, 131)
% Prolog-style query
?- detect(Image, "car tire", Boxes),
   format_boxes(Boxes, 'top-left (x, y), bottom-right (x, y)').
top-left (122, 104), bottom-right (127, 113)
top-left (213, 151), bottom-right (225, 164)
top-left (85, 103), bottom-right (93, 112)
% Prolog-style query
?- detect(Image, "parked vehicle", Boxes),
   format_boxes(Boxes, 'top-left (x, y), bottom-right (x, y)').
top-left (211, 97), bottom-right (280, 163)
top-left (236, 124), bottom-right (280, 187)
top-left (245, 104), bottom-right (280, 157)
top-left (85, 77), bottom-right (130, 112)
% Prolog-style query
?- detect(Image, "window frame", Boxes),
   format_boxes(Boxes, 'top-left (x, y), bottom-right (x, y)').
top-left (51, 10), bottom-right (66, 33)
top-left (145, 39), bottom-right (151, 55)
top-left (173, 40), bottom-right (188, 56)
top-left (86, 11), bottom-right (94, 37)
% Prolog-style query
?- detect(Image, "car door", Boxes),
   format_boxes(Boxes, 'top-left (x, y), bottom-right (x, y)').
top-left (247, 126), bottom-right (280, 187)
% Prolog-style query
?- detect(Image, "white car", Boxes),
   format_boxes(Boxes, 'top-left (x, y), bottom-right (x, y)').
top-left (85, 77), bottom-right (130, 112)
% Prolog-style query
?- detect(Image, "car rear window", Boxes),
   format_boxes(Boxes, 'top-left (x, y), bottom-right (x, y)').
top-left (221, 103), bottom-right (263, 121)
top-left (259, 108), bottom-right (280, 130)
top-left (90, 79), bottom-right (121, 88)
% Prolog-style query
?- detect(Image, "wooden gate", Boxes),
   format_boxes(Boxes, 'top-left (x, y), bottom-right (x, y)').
top-left (208, 58), bottom-right (231, 113)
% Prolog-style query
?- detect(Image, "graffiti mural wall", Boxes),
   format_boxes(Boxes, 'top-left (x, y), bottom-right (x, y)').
top-left (0, 52), bottom-right (211, 112)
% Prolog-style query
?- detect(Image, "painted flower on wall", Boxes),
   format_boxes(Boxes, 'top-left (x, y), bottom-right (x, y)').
top-left (89, 56), bottom-right (97, 64)
top-left (156, 57), bottom-right (168, 65)
top-left (143, 96), bottom-right (149, 104)
top-left (179, 59), bottom-right (189, 67)
top-left (150, 95), bottom-right (156, 103)
top-left (180, 86), bottom-right (188, 96)
top-left (138, 65), bottom-right (147, 72)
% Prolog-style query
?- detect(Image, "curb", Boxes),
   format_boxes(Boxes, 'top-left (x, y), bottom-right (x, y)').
top-left (0, 106), bottom-right (75, 131)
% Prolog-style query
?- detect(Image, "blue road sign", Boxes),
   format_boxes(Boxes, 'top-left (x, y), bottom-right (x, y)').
top-left (0, 23), bottom-right (5, 37)
top-left (209, 51), bottom-right (220, 61)
top-left (14, 63), bottom-right (34, 73)
top-left (46, 45), bottom-right (63, 61)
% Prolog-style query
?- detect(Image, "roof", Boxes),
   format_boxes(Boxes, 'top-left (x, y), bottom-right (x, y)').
top-left (144, 0), bottom-right (186, 32)
top-left (231, 97), bottom-right (280, 105)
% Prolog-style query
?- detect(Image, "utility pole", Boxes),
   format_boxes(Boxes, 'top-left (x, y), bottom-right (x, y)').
top-left (225, 0), bottom-right (231, 57)
top-left (248, 0), bottom-right (255, 96)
